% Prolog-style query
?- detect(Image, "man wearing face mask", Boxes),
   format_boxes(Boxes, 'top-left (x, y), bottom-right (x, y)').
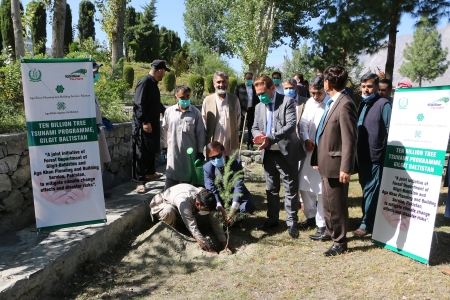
top-left (252, 76), bottom-right (302, 238)
top-left (202, 71), bottom-right (241, 157)
top-left (353, 73), bottom-right (391, 237)
top-left (149, 184), bottom-right (229, 254)
top-left (234, 72), bottom-right (260, 150)
top-left (272, 71), bottom-right (284, 95)
top-left (162, 85), bottom-right (205, 190)
top-left (132, 60), bottom-right (170, 194)
top-left (203, 141), bottom-right (255, 225)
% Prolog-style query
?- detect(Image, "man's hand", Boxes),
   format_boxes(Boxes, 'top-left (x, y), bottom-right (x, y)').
top-left (143, 123), bottom-right (152, 133)
top-left (339, 171), bottom-right (351, 183)
top-left (313, 166), bottom-right (319, 170)
top-left (253, 132), bottom-right (270, 150)
top-left (305, 139), bottom-right (315, 152)
top-left (226, 209), bottom-right (237, 223)
top-left (196, 238), bottom-right (218, 254)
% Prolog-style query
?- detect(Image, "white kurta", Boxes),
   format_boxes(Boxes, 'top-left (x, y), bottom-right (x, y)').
top-left (162, 104), bottom-right (205, 182)
top-left (298, 96), bottom-right (328, 194)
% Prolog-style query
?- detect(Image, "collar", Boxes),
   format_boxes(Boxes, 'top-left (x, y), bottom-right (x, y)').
top-left (330, 90), bottom-right (344, 101)
top-left (215, 93), bottom-right (228, 102)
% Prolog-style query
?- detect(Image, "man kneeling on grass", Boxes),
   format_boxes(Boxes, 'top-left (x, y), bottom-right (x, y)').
top-left (150, 183), bottom-right (230, 254)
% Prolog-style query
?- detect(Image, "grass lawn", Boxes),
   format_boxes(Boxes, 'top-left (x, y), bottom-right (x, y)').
top-left (52, 165), bottom-right (450, 299)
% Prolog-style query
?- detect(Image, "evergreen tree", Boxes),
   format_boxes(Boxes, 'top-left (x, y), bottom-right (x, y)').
top-left (28, 1), bottom-right (47, 55)
top-left (78, 0), bottom-right (95, 42)
top-left (64, 3), bottom-right (73, 54)
top-left (159, 26), bottom-right (181, 63)
top-left (0, 0), bottom-right (15, 52)
top-left (283, 43), bottom-right (316, 80)
top-left (130, 3), bottom-right (160, 62)
top-left (124, 6), bottom-right (139, 60)
top-left (398, 17), bottom-right (449, 87)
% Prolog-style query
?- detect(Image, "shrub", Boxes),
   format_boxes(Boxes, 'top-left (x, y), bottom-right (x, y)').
top-left (161, 72), bottom-right (176, 93)
top-left (205, 74), bottom-right (214, 94)
top-left (188, 74), bottom-right (205, 100)
top-left (228, 77), bottom-right (237, 94)
top-left (94, 76), bottom-right (130, 122)
top-left (69, 42), bottom-right (79, 53)
top-left (123, 65), bottom-right (134, 89)
top-left (127, 41), bottom-right (141, 62)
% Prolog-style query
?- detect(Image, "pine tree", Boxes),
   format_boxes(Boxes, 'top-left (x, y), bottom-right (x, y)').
top-left (131, 3), bottom-right (160, 62)
top-left (398, 17), bottom-right (449, 87)
top-left (28, 1), bottom-right (47, 55)
top-left (0, 0), bottom-right (15, 53)
top-left (64, 3), bottom-right (73, 54)
top-left (78, 0), bottom-right (95, 42)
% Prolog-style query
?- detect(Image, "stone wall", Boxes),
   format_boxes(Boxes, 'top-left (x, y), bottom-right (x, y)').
top-left (0, 122), bottom-right (133, 236)
top-left (239, 150), bottom-right (263, 166)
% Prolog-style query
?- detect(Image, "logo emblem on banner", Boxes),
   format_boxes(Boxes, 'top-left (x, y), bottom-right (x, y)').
top-left (55, 85), bottom-right (65, 93)
top-left (65, 69), bottom-right (87, 81)
top-left (398, 98), bottom-right (408, 109)
top-left (57, 102), bottom-right (66, 110)
top-left (417, 113), bottom-right (424, 121)
top-left (29, 68), bottom-right (42, 82)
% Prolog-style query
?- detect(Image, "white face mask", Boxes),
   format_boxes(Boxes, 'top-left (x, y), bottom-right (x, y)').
top-left (198, 210), bottom-right (209, 215)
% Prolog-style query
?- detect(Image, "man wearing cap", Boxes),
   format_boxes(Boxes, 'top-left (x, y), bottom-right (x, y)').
top-left (162, 85), bottom-right (205, 190)
top-left (202, 70), bottom-right (241, 157)
top-left (149, 183), bottom-right (230, 254)
top-left (132, 60), bottom-right (170, 193)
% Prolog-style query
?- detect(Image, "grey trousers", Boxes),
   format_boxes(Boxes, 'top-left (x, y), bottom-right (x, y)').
top-left (263, 151), bottom-right (299, 226)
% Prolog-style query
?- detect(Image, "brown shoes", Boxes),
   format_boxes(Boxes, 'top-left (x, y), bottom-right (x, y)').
top-left (352, 227), bottom-right (371, 237)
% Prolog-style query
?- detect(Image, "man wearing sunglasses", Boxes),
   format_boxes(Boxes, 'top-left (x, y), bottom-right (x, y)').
top-left (150, 184), bottom-right (230, 254)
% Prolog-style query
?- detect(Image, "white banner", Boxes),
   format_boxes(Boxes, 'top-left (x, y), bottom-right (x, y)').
top-left (21, 58), bottom-right (106, 231)
top-left (372, 86), bottom-right (450, 264)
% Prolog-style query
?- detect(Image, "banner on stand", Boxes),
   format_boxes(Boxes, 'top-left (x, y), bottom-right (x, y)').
top-left (372, 86), bottom-right (450, 264)
top-left (21, 58), bottom-right (106, 231)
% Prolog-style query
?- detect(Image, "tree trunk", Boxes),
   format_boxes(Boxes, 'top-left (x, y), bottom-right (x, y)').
top-left (385, 5), bottom-right (400, 80)
top-left (111, 0), bottom-right (126, 67)
top-left (419, 76), bottom-right (422, 87)
top-left (248, 61), bottom-right (261, 78)
top-left (11, 0), bottom-right (24, 59)
top-left (52, 0), bottom-right (66, 58)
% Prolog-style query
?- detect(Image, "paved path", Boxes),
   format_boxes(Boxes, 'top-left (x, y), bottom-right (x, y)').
top-left (0, 169), bottom-right (166, 300)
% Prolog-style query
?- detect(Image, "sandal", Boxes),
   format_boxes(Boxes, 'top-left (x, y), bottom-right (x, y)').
top-left (145, 172), bottom-right (163, 180)
top-left (135, 185), bottom-right (146, 194)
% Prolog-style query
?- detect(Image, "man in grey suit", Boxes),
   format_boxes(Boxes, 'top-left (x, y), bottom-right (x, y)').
top-left (311, 65), bottom-right (357, 256)
top-left (252, 75), bottom-right (305, 238)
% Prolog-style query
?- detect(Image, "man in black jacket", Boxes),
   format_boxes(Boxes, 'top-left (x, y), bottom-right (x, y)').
top-left (234, 72), bottom-right (260, 150)
top-left (132, 60), bottom-right (170, 193)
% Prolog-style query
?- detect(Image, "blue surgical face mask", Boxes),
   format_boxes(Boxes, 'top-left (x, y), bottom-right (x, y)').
top-left (284, 89), bottom-right (296, 98)
top-left (93, 73), bottom-right (100, 83)
top-left (258, 93), bottom-right (272, 105)
top-left (211, 156), bottom-right (224, 168)
top-left (178, 99), bottom-right (190, 108)
top-left (361, 93), bottom-right (375, 101)
top-left (245, 79), bottom-right (253, 86)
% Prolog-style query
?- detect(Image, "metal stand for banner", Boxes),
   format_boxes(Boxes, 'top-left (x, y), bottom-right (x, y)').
top-left (434, 229), bottom-right (439, 244)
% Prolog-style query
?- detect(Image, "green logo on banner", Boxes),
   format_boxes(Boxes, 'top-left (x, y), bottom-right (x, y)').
top-left (417, 113), bottom-right (424, 121)
top-left (414, 130), bottom-right (422, 138)
top-left (398, 98), bottom-right (408, 109)
top-left (55, 85), bottom-right (65, 93)
top-left (57, 102), bottom-right (66, 110)
top-left (28, 68), bottom-right (42, 82)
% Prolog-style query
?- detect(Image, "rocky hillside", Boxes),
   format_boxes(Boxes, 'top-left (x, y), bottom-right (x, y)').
top-left (359, 23), bottom-right (450, 87)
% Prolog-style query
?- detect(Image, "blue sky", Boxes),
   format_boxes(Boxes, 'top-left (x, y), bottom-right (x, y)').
top-left (22, 0), bottom-right (447, 73)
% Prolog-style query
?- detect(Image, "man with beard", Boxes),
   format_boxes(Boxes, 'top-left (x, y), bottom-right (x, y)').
top-left (202, 71), bottom-right (241, 157)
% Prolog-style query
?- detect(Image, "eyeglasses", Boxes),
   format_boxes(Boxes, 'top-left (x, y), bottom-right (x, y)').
top-left (209, 153), bottom-right (222, 160)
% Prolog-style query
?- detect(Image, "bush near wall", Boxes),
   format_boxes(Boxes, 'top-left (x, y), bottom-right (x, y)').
top-left (123, 65), bottom-right (135, 89)
top-left (162, 72), bottom-right (176, 93)
top-left (228, 76), bottom-right (238, 94)
top-left (188, 75), bottom-right (205, 100)
top-left (205, 74), bottom-right (214, 94)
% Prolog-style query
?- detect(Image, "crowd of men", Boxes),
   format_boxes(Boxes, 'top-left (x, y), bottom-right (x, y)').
top-left (131, 59), bottom-right (417, 256)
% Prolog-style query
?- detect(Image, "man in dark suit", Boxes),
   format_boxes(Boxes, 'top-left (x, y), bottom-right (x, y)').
top-left (203, 141), bottom-right (255, 224)
top-left (311, 65), bottom-right (357, 256)
top-left (252, 75), bottom-right (304, 238)
top-left (234, 72), bottom-right (260, 150)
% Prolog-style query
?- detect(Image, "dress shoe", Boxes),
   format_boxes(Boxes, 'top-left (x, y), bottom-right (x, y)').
top-left (299, 217), bottom-right (316, 229)
top-left (309, 227), bottom-right (331, 241)
top-left (352, 227), bottom-right (371, 237)
top-left (254, 222), bottom-right (279, 231)
top-left (323, 244), bottom-right (347, 256)
top-left (288, 225), bottom-right (299, 238)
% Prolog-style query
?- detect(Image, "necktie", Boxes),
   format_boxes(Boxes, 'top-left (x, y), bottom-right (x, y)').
top-left (315, 99), bottom-right (334, 146)
top-left (265, 103), bottom-right (273, 150)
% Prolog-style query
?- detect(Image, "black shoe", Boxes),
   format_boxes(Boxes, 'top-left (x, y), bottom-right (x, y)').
top-left (254, 222), bottom-right (279, 231)
top-left (309, 227), bottom-right (331, 241)
top-left (323, 244), bottom-right (347, 256)
top-left (299, 217), bottom-right (316, 229)
top-left (247, 144), bottom-right (253, 150)
top-left (288, 225), bottom-right (299, 238)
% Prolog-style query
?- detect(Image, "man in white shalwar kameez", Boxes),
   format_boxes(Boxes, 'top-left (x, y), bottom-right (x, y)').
top-left (298, 75), bottom-right (330, 240)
